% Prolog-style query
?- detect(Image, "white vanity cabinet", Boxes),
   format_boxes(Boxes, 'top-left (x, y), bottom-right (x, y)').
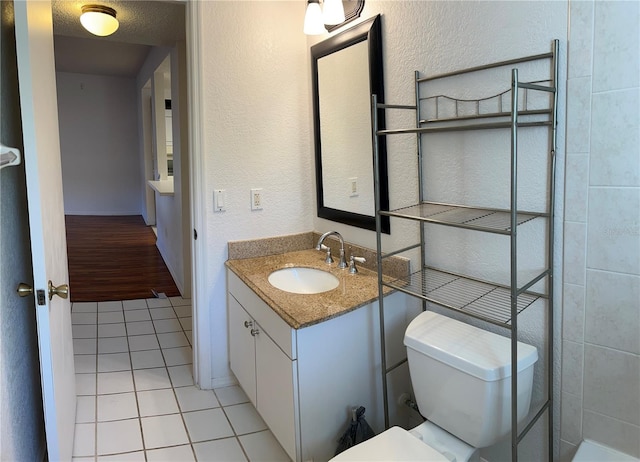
top-left (228, 273), bottom-right (298, 459)
top-left (227, 269), bottom-right (388, 462)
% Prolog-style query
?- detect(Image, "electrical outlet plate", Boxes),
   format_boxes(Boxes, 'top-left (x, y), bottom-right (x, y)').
top-left (251, 188), bottom-right (263, 210)
top-left (349, 177), bottom-right (358, 197)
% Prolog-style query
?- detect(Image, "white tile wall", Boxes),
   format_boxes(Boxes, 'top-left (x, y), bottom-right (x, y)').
top-left (561, 283), bottom-right (585, 343)
top-left (583, 345), bottom-right (640, 426)
top-left (561, 1), bottom-right (640, 459)
top-left (561, 340), bottom-right (584, 397)
top-left (563, 221), bottom-right (587, 285)
top-left (567, 0), bottom-right (593, 80)
top-left (586, 188), bottom-right (640, 274)
top-left (560, 391), bottom-right (582, 445)
top-left (590, 89), bottom-right (640, 186)
top-left (585, 270), bottom-right (640, 354)
top-left (565, 78), bottom-right (592, 154)
top-left (592, 1), bottom-right (640, 93)
top-left (583, 410), bottom-right (640, 459)
top-left (563, 154), bottom-right (589, 222)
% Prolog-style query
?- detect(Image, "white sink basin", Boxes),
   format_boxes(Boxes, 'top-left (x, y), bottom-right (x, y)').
top-left (268, 267), bottom-right (339, 294)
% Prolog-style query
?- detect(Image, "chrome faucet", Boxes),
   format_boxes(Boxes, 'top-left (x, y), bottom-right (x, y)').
top-left (315, 231), bottom-right (347, 269)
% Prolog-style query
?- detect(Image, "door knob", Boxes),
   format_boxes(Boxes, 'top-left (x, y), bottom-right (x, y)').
top-left (17, 283), bottom-right (33, 297)
top-left (48, 281), bottom-right (69, 301)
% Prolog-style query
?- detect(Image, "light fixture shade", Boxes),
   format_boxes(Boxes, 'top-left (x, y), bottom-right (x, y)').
top-left (322, 0), bottom-right (345, 25)
top-left (303, 0), bottom-right (325, 35)
top-left (80, 4), bottom-right (119, 37)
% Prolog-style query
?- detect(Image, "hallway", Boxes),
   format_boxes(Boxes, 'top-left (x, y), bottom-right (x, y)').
top-left (71, 296), bottom-right (290, 461)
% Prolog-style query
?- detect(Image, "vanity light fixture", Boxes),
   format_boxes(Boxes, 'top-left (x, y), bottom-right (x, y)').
top-left (80, 4), bottom-right (119, 37)
top-left (303, 0), bottom-right (345, 35)
top-left (322, 0), bottom-right (346, 25)
top-left (304, 0), bottom-right (325, 35)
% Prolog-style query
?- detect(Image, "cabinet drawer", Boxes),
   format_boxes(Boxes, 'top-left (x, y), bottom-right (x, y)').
top-left (228, 270), bottom-right (297, 359)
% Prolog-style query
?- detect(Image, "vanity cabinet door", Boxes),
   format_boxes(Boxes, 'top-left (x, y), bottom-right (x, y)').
top-left (255, 330), bottom-right (299, 461)
top-left (228, 295), bottom-right (257, 404)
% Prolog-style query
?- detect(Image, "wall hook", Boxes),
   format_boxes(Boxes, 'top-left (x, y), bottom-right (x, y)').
top-left (0, 144), bottom-right (21, 170)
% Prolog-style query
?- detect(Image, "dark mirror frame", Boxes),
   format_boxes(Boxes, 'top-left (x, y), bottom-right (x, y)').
top-left (311, 14), bottom-right (390, 234)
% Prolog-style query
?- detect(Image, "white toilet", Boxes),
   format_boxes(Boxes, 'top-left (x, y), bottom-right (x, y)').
top-left (331, 311), bottom-right (539, 461)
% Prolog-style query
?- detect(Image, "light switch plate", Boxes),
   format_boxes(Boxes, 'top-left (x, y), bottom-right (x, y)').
top-left (214, 189), bottom-right (226, 212)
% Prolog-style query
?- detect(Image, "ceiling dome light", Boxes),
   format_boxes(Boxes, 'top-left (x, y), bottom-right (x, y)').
top-left (80, 4), bottom-right (119, 37)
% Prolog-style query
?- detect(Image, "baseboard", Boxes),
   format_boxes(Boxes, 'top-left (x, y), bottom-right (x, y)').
top-left (156, 242), bottom-right (185, 295)
top-left (64, 211), bottom-right (141, 216)
top-left (211, 375), bottom-right (237, 390)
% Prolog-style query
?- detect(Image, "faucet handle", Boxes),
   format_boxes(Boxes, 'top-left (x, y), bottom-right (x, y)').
top-left (319, 244), bottom-right (334, 264)
top-left (348, 255), bottom-right (366, 274)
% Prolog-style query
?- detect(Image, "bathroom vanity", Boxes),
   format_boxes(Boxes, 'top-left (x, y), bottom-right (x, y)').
top-left (226, 250), bottom-right (408, 462)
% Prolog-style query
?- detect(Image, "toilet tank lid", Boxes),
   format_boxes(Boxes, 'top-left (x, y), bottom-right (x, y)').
top-left (404, 311), bottom-right (538, 381)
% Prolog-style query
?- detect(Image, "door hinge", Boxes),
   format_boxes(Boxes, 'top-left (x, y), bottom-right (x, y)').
top-left (193, 229), bottom-right (198, 240)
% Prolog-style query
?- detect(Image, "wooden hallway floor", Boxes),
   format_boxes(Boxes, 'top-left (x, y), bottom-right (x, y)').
top-left (65, 215), bottom-right (181, 302)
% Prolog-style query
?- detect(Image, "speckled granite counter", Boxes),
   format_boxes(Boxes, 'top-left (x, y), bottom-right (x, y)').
top-left (226, 249), bottom-right (391, 329)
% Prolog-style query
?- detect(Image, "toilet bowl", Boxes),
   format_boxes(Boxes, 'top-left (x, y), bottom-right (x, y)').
top-left (330, 426), bottom-right (451, 461)
top-left (330, 311), bottom-right (538, 462)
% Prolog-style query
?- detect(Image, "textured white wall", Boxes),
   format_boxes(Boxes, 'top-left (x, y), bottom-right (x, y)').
top-left (199, 1), bottom-right (314, 382)
top-left (57, 72), bottom-right (142, 215)
top-left (560, 1), bottom-right (640, 460)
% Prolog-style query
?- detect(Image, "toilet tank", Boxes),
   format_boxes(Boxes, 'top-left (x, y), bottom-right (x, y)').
top-left (404, 311), bottom-right (538, 448)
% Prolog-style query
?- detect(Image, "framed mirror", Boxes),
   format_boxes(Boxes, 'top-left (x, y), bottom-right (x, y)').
top-left (311, 14), bottom-right (389, 233)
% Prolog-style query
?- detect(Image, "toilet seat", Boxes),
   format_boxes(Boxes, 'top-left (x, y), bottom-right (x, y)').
top-left (330, 426), bottom-right (450, 461)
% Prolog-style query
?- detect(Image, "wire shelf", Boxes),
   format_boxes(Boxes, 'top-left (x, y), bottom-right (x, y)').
top-left (384, 267), bottom-right (540, 326)
top-left (376, 120), bottom-right (551, 136)
top-left (380, 202), bottom-right (544, 234)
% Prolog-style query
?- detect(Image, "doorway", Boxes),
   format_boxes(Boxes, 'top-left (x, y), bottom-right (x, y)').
top-left (52, 0), bottom-right (202, 388)
top-left (52, 2), bottom-right (190, 291)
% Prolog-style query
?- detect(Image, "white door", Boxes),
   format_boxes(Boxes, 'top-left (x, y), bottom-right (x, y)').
top-left (14, 1), bottom-right (76, 460)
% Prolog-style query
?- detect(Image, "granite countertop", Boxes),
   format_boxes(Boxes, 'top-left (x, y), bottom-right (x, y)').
top-left (226, 249), bottom-right (388, 329)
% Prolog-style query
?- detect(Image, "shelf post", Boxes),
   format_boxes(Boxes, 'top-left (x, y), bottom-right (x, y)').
top-left (372, 93), bottom-right (390, 429)
top-left (510, 68), bottom-right (520, 462)
top-left (547, 38), bottom-right (560, 461)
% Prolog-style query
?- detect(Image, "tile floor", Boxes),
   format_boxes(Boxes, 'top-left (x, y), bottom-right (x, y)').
top-left (72, 297), bottom-right (291, 461)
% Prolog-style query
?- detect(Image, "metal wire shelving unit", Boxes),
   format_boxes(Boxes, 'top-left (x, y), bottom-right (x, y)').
top-left (373, 41), bottom-right (559, 461)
